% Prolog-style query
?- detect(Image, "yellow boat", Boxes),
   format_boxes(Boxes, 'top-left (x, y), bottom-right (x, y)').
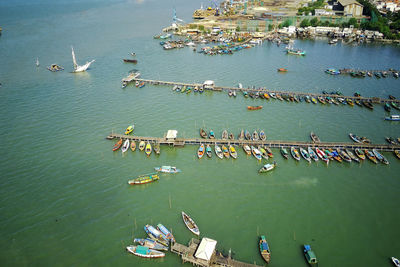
top-left (145, 142), bottom-right (152, 156)
top-left (131, 140), bottom-right (136, 152)
top-left (125, 125), bottom-right (134, 135)
top-left (128, 173), bottom-right (159, 185)
top-left (229, 145), bottom-right (237, 159)
top-left (139, 141), bottom-right (145, 151)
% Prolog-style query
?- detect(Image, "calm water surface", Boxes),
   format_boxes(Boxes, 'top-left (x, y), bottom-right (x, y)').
top-left (0, 0), bottom-right (399, 266)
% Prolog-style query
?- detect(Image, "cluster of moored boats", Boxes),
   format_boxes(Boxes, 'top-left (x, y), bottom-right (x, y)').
top-left (172, 84), bottom-right (204, 94)
top-left (326, 68), bottom-right (400, 78)
top-left (125, 211), bottom-right (198, 258)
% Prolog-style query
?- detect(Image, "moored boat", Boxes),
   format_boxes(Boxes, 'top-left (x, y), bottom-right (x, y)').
top-left (280, 147), bottom-right (289, 159)
top-left (291, 147), bottom-right (301, 161)
top-left (252, 130), bottom-right (259, 141)
top-left (209, 130), bottom-right (215, 139)
top-left (251, 146), bottom-right (262, 161)
top-left (198, 144), bottom-right (205, 159)
top-left (139, 140), bottom-right (145, 151)
top-left (133, 238), bottom-right (168, 251)
top-left (112, 139), bottom-right (123, 151)
top-left (154, 143), bottom-right (160, 155)
top-left (125, 125), bottom-right (134, 135)
top-left (310, 132), bottom-right (320, 143)
top-left (229, 145), bottom-right (237, 159)
top-left (222, 145), bottom-right (230, 158)
top-left (303, 245), bottom-right (318, 265)
top-left (121, 139), bottom-right (130, 153)
top-left (266, 147), bottom-right (273, 158)
top-left (157, 223), bottom-right (176, 243)
top-left (154, 166), bottom-right (181, 173)
top-left (128, 173), bottom-right (159, 185)
top-left (243, 145), bottom-right (251, 155)
top-left (330, 149), bottom-right (343, 163)
top-left (222, 130), bottom-right (228, 139)
top-left (392, 257), bottom-right (400, 267)
top-left (384, 103), bottom-right (392, 112)
top-left (349, 133), bottom-right (361, 143)
top-left (308, 147), bottom-right (319, 161)
top-left (345, 149), bottom-right (360, 163)
top-left (247, 105), bottom-right (263, 110)
top-left (123, 59), bottom-right (137, 64)
top-left (181, 211), bottom-right (200, 236)
top-left (126, 245), bottom-right (165, 258)
top-left (365, 149), bottom-right (378, 164)
top-left (315, 147), bottom-right (329, 163)
top-left (362, 100), bottom-right (374, 110)
top-left (215, 145), bottom-right (224, 159)
top-left (259, 236), bottom-right (271, 263)
top-left (238, 129), bottom-right (245, 140)
top-left (144, 224), bottom-right (168, 246)
top-left (300, 147), bottom-right (311, 162)
top-left (395, 150), bottom-right (400, 159)
top-left (385, 115), bottom-right (400, 121)
top-left (259, 146), bottom-right (268, 160)
top-left (229, 132), bottom-right (234, 140)
top-left (354, 148), bottom-right (366, 160)
top-left (346, 98), bottom-right (354, 106)
top-left (259, 130), bottom-right (266, 141)
top-left (245, 130), bottom-right (251, 140)
top-left (200, 128), bottom-right (207, 138)
top-left (277, 68), bottom-right (287, 72)
top-left (130, 140), bottom-right (136, 152)
top-left (372, 149), bottom-right (389, 165)
top-left (206, 144), bottom-right (212, 158)
top-left (259, 161), bottom-right (277, 173)
top-left (337, 148), bottom-right (351, 163)
top-left (145, 142), bottom-right (152, 156)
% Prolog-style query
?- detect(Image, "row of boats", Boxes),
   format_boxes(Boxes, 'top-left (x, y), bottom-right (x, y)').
top-left (326, 68), bottom-right (400, 78)
top-left (113, 138), bottom-right (160, 156)
top-left (125, 211), bottom-right (199, 258)
top-left (199, 128), bottom-right (267, 141)
top-left (172, 84), bottom-right (204, 93)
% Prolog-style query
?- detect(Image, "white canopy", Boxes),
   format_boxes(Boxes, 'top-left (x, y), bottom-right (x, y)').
top-left (203, 80), bottom-right (214, 86)
top-left (166, 130), bottom-right (178, 139)
top-left (194, 238), bottom-right (217, 261)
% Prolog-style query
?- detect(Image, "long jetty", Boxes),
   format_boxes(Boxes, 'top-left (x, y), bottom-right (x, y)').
top-left (106, 133), bottom-right (400, 152)
top-left (125, 77), bottom-right (400, 104)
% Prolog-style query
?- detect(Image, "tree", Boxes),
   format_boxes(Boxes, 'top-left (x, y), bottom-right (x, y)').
top-left (236, 26), bottom-right (241, 32)
top-left (348, 18), bottom-right (359, 28)
top-left (198, 25), bottom-right (205, 31)
top-left (268, 24), bottom-right (274, 31)
top-left (300, 19), bottom-right (310, 28)
top-left (310, 17), bottom-right (319, 27)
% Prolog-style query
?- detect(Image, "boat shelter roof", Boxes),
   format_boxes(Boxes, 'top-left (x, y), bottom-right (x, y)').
top-left (194, 238), bottom-right (217, 261)
top-left (166, 130), bottom-right (178, 139)
top-left (203, 80), bottom-right (215, 85)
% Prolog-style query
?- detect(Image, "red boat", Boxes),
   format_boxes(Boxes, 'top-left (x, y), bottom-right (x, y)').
top-left (277, 68), bottom-right (288, 72)
top-left (247, 106), bottom-right (263, 110)
top-left (112, 139), bottom-right (123, 151)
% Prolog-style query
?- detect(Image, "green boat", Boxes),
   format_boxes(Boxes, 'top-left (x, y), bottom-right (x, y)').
top-left (303, 244), bottom-right (318, 265)
top-left (180, 86), bottom-right (186, 93)
top-left (391, 102), bottom-right (400, 110)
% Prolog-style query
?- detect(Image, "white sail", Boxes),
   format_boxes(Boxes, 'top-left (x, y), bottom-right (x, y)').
top-left (71, 46), bottom-right (94, 73)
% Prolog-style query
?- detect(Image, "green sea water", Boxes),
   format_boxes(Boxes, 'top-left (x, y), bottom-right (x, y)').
top-left (0, 0), bottom-right (400, 266)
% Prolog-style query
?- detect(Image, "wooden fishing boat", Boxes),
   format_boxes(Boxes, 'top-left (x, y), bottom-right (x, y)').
top-left (252, 130), bottom-right (259, 141)
top-left (308, 147), bottom-right (319, 161)
top-left (133, 238), bottom-right (168, 251)
top-left (247, 106), bottom-right (263, 110)
top-left (125, 125), bottom-right (134, 135)
top-left (259, 235), bottom-right (271, 263)
top-left (337, 148), bottom-right (351, 163)
top-left (385, 115), bottom-right (400, 121)
top-left (139, 141), bottom-right (146, 151)
top-left (157, 223), bottom-right (176, 243)
top-left (346, 98), bottom-right (354, 106)
top-left (130, 140), bottom-right (136, 152)
top-left (126, 245), bottom-right (165, 258)
top-left (266, 147), bottom-right (273, 158)
top-left (206, 144), bottom-right (212, 158)
top-left (238, 129), bottom-right (245, 140)
top-left (386, 137), bottom-right (397, 145)
top-left (372, 149), bottom-right (389, 165)
top-left (280, 147), bottom-right (289, 159)
top-left (229, 145), bottom-right (237, 159)
top-left (391, 102), bottom-right (400, 110)
top-left (259, 146), bottom-right (269, 160)
top-left (310, 97), bottom-right (317, 104)
top-left (277, 68), bottom-right (287, 72)
top-left (349, 133), bottom-right (361, 143)
top-left (112, 139), bottom-right (123, 151)
top-left (154, 143), bottom-right (160, 155)
top-left (362, 100), bottom-right (374, 110)
top-left (138, 82), bottom-right (145, 88)
top-left (259, 162), bottom-right (277, 173)
top-left (269, 93), bottom-right (276, 99)
top-left (128, 173), bottom-right (159, 185)
top-left (394, 150), bottom-right (400, 159)
top-left (181, 211), bottom-right (200, 236)
top-left (222, 130), bottom-right (228, 139)
top-left (392, 257), bottom-right (400, 267)
top-left (310, 132), bottom-right (320, 143)
top-left (144, 224), bottom-right (169, 246)
top-left (354, 99), bottom-right (362, 106)
top-left (300, 147), bottom-right (311, 162)
top-left (264, 93), bottom-right (270, 99)
top-left (209, 130), bottom-right (215, 139)
top-left (364, 149), bottom-right (378, 164)
top-left (259, 130), bottom-right (266, 141)
top-left (315, 147), bottom-right (329, 163)
top-left (154, 166), bottom-right (181, 173)
top-left (291, 147), bottom-right (301, 161)
top-left (199, 128), bottom-right (207, 138)
top-left (123, 59), bottom-right (137, 63)
top-left (145, 142), bottom-right (152, 156)
top-left (345, 149), bottom-right (360, 163)
top-left (303, 245), bottom-right (318, 265)
top-left (251, 146), bottom-right (262, 161)
top-left (243, 145), bottom-right (251, 155)
top-left (215, 145), bottom-right (224, 159)
top-left (228, 132), bottom-right (234, 140)
top-left (329, 149), bottom-right (343, 163)
top-left (384, 103), bottom-right (392, 112)
top-left (245, 130), bottom-right (251, 140)
top-left (222, 145), bottom-right (230, 158)
top-left (198, 144), bottom-right (205, 159)
top-left (304, 95), bottom-right (311, 103)
top-left (121, 139), bottom-right (130, 153)
top-left (317, 96), bottom-right (326, 104)
top-left (354, 148), bottom-right (366, 160)
top-left (324, 149), bottom-right (333, 160)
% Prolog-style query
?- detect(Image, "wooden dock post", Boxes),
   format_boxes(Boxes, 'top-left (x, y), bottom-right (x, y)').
top-left (169, 193), bottom-right (172, 209)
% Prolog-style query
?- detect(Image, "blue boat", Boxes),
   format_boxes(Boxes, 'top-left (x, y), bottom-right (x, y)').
top-left (385, 115), bottom-right (400, 121)
top-left (157, 224), bottom-right (176, 243)
top-left (259, 235), bottom-right (271, 263)
top-left (133, 238), bottom-right (168, 251)
top-left (303, 245), bottom-right (318, 265)
top-left (144, 224), bottom-right (168, 246)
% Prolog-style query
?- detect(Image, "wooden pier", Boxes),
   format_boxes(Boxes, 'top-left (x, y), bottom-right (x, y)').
top-left (122, 76), bottom-right (400, 104)
top-left (106, 133), bottom-right (400, 152)
top-left (170, 239), bottom-right (262, 267)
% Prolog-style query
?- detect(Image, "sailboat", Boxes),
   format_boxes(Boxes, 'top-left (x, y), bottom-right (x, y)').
top-left (71, 46), bottom-right (95, 73)
top-left (36, 57), bottom-right (40, 67)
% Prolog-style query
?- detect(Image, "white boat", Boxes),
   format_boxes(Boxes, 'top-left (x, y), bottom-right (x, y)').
top-left (71, 46), bottom-right (95, 73)
top-left (392, 257), bottom-right (400, 267)
top-left (121, 139), bottom-right (130, 153)
top-left (36, 57), bottom-right (39, 67)
top-left (154, 166), bottom-right (181, 173)
top-left (182, 211), bottom-right (200, 236)
top-left (251, 146), bottom-right (262, 161)
top-left (126, 245), bottom-right (165, 258)
top-left (259, 161), bottom-right (277, 173)
top-left (385, 115), bottom-right (400, 121)
top-left (215, 145), bottom-right (223, 159)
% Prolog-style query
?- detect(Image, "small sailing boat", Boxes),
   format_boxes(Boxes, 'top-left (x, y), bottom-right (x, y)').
top-left (36, 57), bottom-right (40, 67)
top-left (71, 46), bottom-right (95, 73)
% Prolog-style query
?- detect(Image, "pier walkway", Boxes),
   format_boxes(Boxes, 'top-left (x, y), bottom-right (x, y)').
top-left (106, 133), bottom-right (400, 152)
top-left (171, 239), bottom-right (262, 267)
top-left (124, 77), bottom-right (400, 104)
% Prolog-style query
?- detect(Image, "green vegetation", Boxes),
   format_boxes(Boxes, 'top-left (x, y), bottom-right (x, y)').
top-left (236, 26), bottom-right (241, 32)
top-left (279, 19), bottom-right (291, 29)
top-left (297, 0), bottom-right (325, 16)
top-left (189, 24), bottom-right (197, 29)
top-left (198, 25), bottom-right (205, 31)
top-left (268, 24), bottom-right (274, 31)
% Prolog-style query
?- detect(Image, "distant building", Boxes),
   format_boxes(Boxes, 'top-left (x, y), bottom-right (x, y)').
top-left (330, 0), bottom-right (363, 16)
top-left (315, 9), bottom-right (335, 16)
